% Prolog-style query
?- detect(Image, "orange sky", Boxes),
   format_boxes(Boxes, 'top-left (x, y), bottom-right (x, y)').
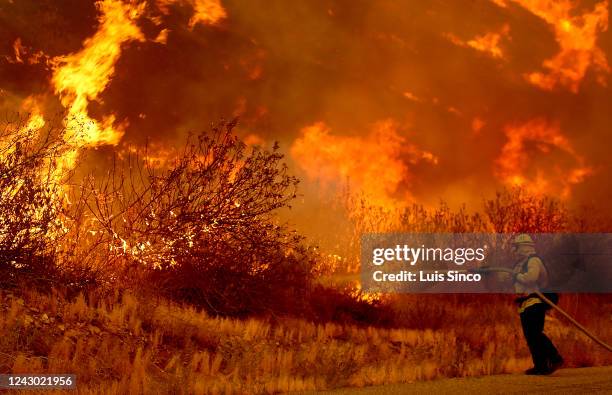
top-left (1, 0), bottom-right (611, 222)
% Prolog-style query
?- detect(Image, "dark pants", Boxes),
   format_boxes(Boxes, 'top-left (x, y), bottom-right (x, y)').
top-left (520, 303), bottom-right (562, 371)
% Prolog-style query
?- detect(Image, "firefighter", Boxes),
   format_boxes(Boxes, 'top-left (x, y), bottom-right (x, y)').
top-left (512, 233), bottom-right (563, 375)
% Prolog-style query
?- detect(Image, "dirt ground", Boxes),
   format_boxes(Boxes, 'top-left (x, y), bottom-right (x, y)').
top-left (303, 366), bottom-right (612, 395)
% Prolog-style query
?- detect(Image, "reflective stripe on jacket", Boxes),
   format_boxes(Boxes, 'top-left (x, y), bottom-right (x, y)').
top-left (518, 296), bottom-right (542, 313)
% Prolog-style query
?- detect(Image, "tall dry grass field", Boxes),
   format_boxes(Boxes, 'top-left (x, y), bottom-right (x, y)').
top-left (0, 118), bottom-right (610, 394)
top-left (1, 288), bottom-right (610, 394)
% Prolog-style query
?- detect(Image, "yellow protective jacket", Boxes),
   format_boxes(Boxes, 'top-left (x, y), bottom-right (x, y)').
top-left (513, 255), bottom-right (549, 313)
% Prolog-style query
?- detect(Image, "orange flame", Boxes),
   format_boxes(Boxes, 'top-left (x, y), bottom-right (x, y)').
top-left (119, 143), bottom-right (178, 169)
top-left (466, 24), bottom-right (510, 59)
top-left (495, 119), bottom-right (592, 197)
top-left (189, 0), bottom-right (226, 27)
top-left (157, 0), bottom-right (226, 28)
top-left (504, 0), bottom-right (610, 92)
top-left (4, 38), bottom-right (48, 65)
top-left (51, 0), bottom-right (145, 174)
top-left (1, 97), bottom-right (46, 154)
top-left (12, 38), bottom-right (24, 64)
top-left (290, 120), bottom-right (437, 208)
top-left (19, 97), bottom-right (46, 134)
top-left (52, 0), bottom-right (144, 147)
top-left (243, 133), bottom-right (265, 146)
top-left (447, 24), bottom-right (510, 59)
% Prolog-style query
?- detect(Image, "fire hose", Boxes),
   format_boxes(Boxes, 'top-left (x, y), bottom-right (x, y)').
top-left (473, 267), bottom-right (612, 353)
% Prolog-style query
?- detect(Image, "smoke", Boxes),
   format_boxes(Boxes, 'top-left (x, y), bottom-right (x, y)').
top-left (0, 0), bottom-right (611, 229)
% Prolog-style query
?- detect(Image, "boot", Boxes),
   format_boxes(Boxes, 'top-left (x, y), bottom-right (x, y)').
top-left (548, 356), bottom-right (564, 374)
top-left (525, 367), bottom-right (548, 375)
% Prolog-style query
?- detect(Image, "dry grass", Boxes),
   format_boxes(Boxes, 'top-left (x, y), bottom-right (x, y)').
top-left (0, 288), bottom-right (610, 394)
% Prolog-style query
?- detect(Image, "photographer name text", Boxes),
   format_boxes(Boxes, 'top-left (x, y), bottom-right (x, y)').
top-left (372, 270), bottom-right (482, 282)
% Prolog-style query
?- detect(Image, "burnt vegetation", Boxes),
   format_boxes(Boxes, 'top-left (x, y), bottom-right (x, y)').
top-left (1, 115), bottom-right (611, 326)
top-left (0, 114), bottom-right (68, 286)
top-left (0, 116), bottom-right (611, 393)
top-left (78, 119), bottom-right (310, 316)
top-left (0, 116), bottom-right (385, 323)
top-left (0, 116), bottom-right (325, 317)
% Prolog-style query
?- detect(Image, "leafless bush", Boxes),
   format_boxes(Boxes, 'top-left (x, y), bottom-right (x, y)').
top-left (483, 188), bottom-right (568, 233)
top-left (330, 187), bottom-right (579, 273)
top-left (0, 113), bottom-right (68, 286)
top-left (76, 120), bottom-right (310, 314)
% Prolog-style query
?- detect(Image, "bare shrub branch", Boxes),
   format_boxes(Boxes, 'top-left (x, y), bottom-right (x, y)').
top-left (0, 114), bottom-right (69, 285)
top-left (72, 120), bottom-right (308, 314)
